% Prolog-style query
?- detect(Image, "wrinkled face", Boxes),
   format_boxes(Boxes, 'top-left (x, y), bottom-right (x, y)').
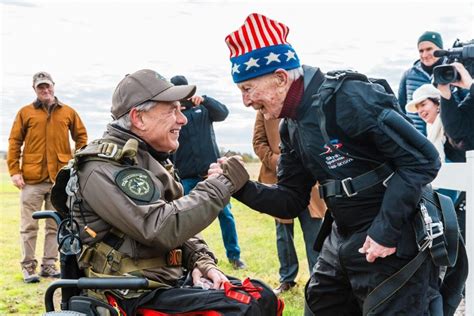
top-left (139, 101), bottom-right (187, 152)
top-left (416, 98), bottom-right (439, 124)
top-left (418, 41), bottom-right (440, 67)
top-left (237, 73), bottom-right (287, 120)
top-left (34, 83), bottom-right (55, 105)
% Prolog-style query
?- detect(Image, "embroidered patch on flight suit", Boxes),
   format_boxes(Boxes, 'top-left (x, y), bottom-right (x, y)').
top-left (115, 168), bottom-right (157, 202)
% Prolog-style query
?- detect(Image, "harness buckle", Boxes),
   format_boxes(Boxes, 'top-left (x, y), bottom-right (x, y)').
top-left (98, 143), bottom-right (118, 159)
top-left (341, 177), bottom-right (357, 197)
top-left (417, 202), bottom-right (444, 251)
top-left (382, 172), bottom-right (394, 187)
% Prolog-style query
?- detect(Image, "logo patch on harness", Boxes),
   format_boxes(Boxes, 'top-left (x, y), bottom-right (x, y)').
top-left (115, 168), bottom-right (156, 202)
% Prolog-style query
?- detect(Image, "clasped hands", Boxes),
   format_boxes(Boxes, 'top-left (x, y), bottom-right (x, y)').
top-left (207, 156), bottom-right (244, 178)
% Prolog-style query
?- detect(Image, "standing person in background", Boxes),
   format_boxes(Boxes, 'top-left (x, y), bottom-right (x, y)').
top-left (7, 71), bottom-right (88, 283)
top-left (399, 31), bottom-right (445, 135)
top-left (171, 75), bottom-right (246, 270)
top-left (253, 111), bottom-right (324, 296)
top-left (437, 62), bottom-right (474, 151)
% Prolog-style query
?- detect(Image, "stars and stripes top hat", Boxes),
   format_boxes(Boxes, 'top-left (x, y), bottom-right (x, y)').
top-left (225, 13), bottom-right (300, 83)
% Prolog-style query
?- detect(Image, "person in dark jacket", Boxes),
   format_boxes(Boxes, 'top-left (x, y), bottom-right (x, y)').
top-left (217, 13), bottom-right (442, 315)
top-left (398, 31), bottom-right (445, 136)
top-left (171, 75), bottom-right (246, 270)
top-left (438, 62), bottom-right (474, 151)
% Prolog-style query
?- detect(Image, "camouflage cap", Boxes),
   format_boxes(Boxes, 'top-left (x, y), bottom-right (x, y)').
top-left (111, 69), bottom-right (196, 119)
top-left (33, 71), bottom-right (54, 88)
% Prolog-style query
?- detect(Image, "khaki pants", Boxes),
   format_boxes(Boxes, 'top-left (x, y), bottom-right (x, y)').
top-left (20, 182), bottom-right (58, 266)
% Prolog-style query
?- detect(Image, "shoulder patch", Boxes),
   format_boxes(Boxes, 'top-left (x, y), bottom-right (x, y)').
top-left (115, 167), bottom-right (157, 202)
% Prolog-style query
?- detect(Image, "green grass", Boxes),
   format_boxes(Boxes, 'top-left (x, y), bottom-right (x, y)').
top-left (0, 161), bottom-right (308, 315)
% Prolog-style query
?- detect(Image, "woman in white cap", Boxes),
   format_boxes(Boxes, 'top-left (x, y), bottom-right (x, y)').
top-left (405, 84), bottom-right (465, 163)
top-left (405, 84), bottom-right (446, 159)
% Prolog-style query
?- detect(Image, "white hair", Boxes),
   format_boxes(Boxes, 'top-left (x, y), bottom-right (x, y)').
top-left (112, 100), bottom-right (158, 130)
top-left (286, 67), bottom-right (304, 81)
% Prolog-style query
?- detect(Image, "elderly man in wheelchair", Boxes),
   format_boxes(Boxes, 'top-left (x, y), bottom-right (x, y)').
top-left (36, 69), bottom-right (281, 316)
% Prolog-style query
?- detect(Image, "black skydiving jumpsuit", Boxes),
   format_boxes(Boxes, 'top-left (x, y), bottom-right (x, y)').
top-left (234, 65), bottom-right (441, 315)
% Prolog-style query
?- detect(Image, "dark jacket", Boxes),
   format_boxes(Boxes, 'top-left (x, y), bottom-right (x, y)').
top-left (398, 60), bottom-right (432, 136)
top-left (235, 65), bottom-right (440, 258)
top-left (174, 96), bottom-right (228, 179)
top-left (440, 83), bottom-right (474, 151)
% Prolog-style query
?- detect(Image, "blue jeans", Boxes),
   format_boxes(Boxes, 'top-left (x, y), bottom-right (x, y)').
top-left (276, 208), bottom-right (321, 283)
top-left (181, 177), bottom-right (241, 260)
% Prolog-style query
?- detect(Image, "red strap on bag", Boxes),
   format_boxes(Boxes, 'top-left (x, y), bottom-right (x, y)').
top-left (277, 298), bottom-right (285, 316)
top-left (137, 309), bottom-right (222, 316)
top-left (223, 278), bottom-right (264, 304)
top-left (106, 294), bottom-right (127, 316)
top-left (242, 278), bottom-right (262, 300)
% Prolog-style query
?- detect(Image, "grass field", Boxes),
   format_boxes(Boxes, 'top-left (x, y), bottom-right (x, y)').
top-left (0, 160), bottom-right (309, 315)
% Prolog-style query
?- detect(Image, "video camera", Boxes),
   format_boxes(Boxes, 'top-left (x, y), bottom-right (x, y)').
top-left (433, 39), bottom-right (474, 85)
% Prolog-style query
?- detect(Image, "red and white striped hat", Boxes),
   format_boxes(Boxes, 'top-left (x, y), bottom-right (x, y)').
top-left (225, 13), bottom-right (300, 83)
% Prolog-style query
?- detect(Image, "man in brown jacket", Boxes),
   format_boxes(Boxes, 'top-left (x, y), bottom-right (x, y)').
top-left (7, 71), bottom-right (88, 283)
top-left (253, 111), bottom-right (325, 298)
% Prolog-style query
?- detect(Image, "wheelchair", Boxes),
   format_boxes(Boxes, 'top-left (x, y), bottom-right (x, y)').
top-left (33, 210), bottom-right (150, 316)
top-left (34, 210), bottom-right (282, 316)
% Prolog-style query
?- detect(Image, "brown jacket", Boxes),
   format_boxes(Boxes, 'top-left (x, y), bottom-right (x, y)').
top-left (7, 99), bottom-right (88, 183)
top-left (252, 111), bottom-right (326, 221)
top-left (74, 125), bottom-right (243, 284)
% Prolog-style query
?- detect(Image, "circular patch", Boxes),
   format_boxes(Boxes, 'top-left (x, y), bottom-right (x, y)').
top-left (115, 168), bottom-right (156, 202)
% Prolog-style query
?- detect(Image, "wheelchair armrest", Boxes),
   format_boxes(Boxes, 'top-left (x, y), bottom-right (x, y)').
top-left (32, 210), bottom-right (63, 226)
top-left (77, 277), bottom-right (150, 289)
top-left (44, 277), bottom-right (150, 312)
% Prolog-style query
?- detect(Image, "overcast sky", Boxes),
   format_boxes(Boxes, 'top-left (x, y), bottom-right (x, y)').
top-left (1, 0), bottom-right (473, 154)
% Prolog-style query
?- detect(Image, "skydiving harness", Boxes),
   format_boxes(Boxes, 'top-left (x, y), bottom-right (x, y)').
top-left (311, 70), bottom-right (461, 315)
top-left (55, 138), bottom-right (182, 281)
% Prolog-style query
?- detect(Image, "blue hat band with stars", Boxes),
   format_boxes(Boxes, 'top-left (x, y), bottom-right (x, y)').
top-left (230, 44), bottom-right (300, 83)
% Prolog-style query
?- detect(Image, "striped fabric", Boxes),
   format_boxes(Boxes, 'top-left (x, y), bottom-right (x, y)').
top-left (225, 13), bottom-right (300, 83)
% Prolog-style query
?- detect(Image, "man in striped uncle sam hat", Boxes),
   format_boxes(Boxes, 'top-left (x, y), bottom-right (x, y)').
top-left (222, 13), bottom-right (443, 315)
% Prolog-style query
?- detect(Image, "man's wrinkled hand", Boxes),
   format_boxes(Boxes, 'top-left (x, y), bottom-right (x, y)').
top-left (11, 174), bottom-right (25, 189)
top-left (205, 268), bottom-right (229, 289)
top-left (191, 267), bottom-right (228, 290)
top-left (358, 235), bottom-right (396, 263)
top-left (207, 162), bottom-right (224, 178)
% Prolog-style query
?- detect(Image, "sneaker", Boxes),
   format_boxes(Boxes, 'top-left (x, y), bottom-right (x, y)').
top-left (39, 264), bottom-right (60, 278)
top-left (273, 282), bottom-right (296, 295)
top-left (229, 258), bottom-right (247, 270)
top-left (22, 263), bottom-right (40, 283)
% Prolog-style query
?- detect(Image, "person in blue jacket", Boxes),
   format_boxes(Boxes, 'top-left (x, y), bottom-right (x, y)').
top-left (398, 31), bottom-right (445, 136)
top-left (219, 13), bottom-right (442, 315)
top-left (171, 75), bottom-right (246, 270)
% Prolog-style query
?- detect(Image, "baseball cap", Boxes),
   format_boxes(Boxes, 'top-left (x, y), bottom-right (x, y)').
top-left (405, 84), bottom-right (441, 113)
top-left (33, 71), bottom-right (54, 88)
top-left (111, 69), bottom-right (196, 119)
